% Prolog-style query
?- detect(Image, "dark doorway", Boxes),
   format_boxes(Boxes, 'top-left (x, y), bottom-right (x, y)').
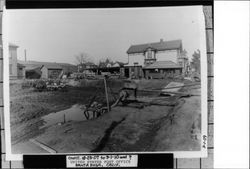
top-left (125, 68), bottom-right (129, 78)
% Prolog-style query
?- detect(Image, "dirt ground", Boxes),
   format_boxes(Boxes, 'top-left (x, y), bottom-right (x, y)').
top-left (10, 78), bottom-right (201, 153)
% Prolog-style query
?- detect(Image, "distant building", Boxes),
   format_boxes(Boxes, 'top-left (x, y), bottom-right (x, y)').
top-left (58, 63), bottom-right (78, 75)
top-left (9, 43), bottom-right (25, 79)
top-left (125, 39), bottom-right (188, 79)
top-left (25, 65), bottom-right (43, 79)
top-left (111, 61), bottom-right (125, 68)
top-left (8, 43), bottom-right (78, 79)
top-left (77, 62), bottom-right (97, 72)
top-left (18, 61), bottom-right (77, 79)
top-left (41, 64), bottom-right (63, 79)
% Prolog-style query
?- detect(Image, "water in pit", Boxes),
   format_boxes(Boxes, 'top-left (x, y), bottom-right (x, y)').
top-left (40, 104), bottom-right (90, 128)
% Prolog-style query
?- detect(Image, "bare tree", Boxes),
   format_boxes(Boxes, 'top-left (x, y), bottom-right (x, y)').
top-left (180, 49), bottom-right (188, 58)
top-left (98, 57), bottom-right (114, 68)
top-left (75, 52), bottom-right (91, 65)
top-left (190, 49), bottom-right (200, 74)
top-left (75, 52), bottom-right (94, 72)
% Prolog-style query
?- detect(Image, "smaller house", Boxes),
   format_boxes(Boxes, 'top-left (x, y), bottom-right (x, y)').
top-left (19, 60), bottom-right (77, 79)
top-left (78, 62), bottom-right (97, 72)
top-left (58, 63), bottom-right (78, 76)
top-left (111, 61), bottom-right (125, 68)
top-left (25, 65), bottom-right (43, 79)
top-left (97, 61), bottom-right (125, 76)
top-left (41, 64), bottom-right (63, 79)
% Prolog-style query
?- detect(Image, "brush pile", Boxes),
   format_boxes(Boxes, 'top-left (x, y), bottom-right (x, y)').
top-left (33, 79), bottom-right (67, 92)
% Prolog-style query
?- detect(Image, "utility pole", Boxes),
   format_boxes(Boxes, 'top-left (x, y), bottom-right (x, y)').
top-left (24, 49), bottom-right (27, 61)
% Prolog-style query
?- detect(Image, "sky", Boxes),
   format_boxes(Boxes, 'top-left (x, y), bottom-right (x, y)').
top-left (6, 6), bottom-right (206, 65)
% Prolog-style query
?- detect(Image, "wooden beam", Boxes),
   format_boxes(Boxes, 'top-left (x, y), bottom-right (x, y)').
top-left (103, 77), bottom-right (110, 112)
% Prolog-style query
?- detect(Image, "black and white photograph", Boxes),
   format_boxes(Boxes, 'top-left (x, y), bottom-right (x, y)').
top-left (3, 6), bottom-right (207, 160)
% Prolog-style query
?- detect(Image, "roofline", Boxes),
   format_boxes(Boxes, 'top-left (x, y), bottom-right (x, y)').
top-left (18, 60), bottom-right (77, 66)
top-left (127, 39), bottom-right (182, 54)
top-left (9, 43), bottom-right (19, 48)
top-left (127, 48), bottom-right (181, 54)
top-left (143, 67), bottom-right (182, 69)
top-left (129, 39), bottom-right (182, 47)
top-left (46, 68), bottom-right (63, 70)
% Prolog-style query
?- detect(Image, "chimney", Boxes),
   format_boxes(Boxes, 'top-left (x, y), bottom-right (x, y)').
top-left (160, 39), bottom-right (164, 43)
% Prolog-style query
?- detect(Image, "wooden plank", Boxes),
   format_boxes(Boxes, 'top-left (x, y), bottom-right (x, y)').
top-left (206, 29), bottom-right (214, 53)
top-left (0, 83), bottom-right (2, 106)
top-left (0, 60), bottom-right (3, 81)
top-left (208, 124), bottom-right (214, 148)
top-left (0, 35), bottom-right (2, 59)
top-left (203, 6), bottom-right (213, 29)
top-left (204, 5), bottom-right (214, 169)
top-left (0, 12), bottom-right (2, 35)
top-left (0, 0), bottom-right (4, 11)
top-left (207, 54), bottom-right (214, 77)
top-left (1, 130), bottom-right (5, 153)
top-left (201, 148), bottom-right (214, 168)
top-left (208, 101), bottom-right (214, 123)
top-left (0, 3), bottom-right (4, 168)
top-left (208, 77), bottom-right (214, 100)
top-left (0, 107), bottom-right (3, 129)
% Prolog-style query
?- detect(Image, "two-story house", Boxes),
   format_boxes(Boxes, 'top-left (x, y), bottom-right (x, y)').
top-left (125, 39), bottom-right (188, 79)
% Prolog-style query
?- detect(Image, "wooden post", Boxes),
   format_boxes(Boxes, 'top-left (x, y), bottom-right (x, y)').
top-left (103, 77), bottom-right (110, 112)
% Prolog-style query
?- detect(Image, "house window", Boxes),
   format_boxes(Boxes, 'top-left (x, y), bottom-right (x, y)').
top-left (147, 49), bottom-right (152, 59)
top-left (9, 64), bottom-right (12, 75)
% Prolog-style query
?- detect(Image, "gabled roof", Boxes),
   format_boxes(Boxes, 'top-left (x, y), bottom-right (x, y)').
top-left (114, 61), bottom-right (125, 67)
top-left (9, 43), bottom-right (19, 48)
top-left (18, 60), bottom-right (78, 71)
top-left (143, 61), bottom-right (182, 69)
top-left (25, 65), bottom-right (43, 71)
top-left (127, 39), bottom-right (182, 54)
top-left (42, 64), bottom-right (63, 70)
top-left (17, 63), bottom-right (25, 68)
top-left (18, 60), bottom-right (76, 66)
